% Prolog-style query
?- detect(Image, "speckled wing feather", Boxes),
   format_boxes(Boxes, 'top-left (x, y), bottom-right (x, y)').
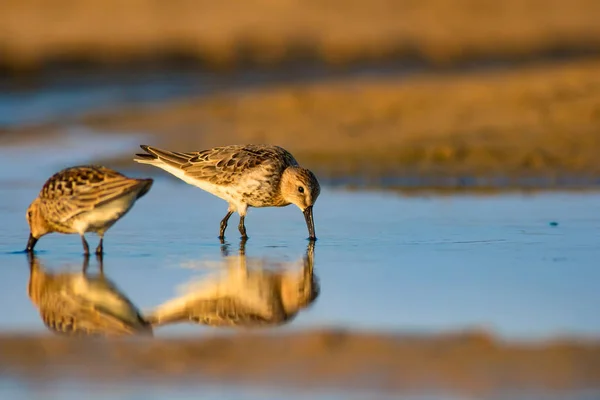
top-left (41, 274), bottom-right (151, 336)
top-left (187, 296), bottom-right (287, 327)
top-left (183, 145), bottom-right (299, 185)
top-left (29, 256), bottom-right (152, 336)
top-left (39, 166), bottom-right (151, 223)
top-left (40, 303), bottom-right (145, 336)
top-left (199, 297), bottom-right (285, 327)
top-left (80, 275), bottom-right (152, 331)
top-left (138, 144), bottom-right (299, 186)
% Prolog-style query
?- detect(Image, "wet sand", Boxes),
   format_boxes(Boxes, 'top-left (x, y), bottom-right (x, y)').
top-left (1, 329), bottom-right (599, 394)
top-left (6, 59), bottom-right (599, 187)
top-left (1, 0), bottom-right (600, 71)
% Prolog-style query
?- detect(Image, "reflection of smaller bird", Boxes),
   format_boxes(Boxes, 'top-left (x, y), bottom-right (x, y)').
top-left (27, 254), bottom-right (153, 337)
top-left (26, 165), bottom-right (153, 255)
top-left (147, 241), bottom-right (319, 328)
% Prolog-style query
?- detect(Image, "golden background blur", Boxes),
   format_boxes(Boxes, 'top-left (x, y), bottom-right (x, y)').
top-left (1, 2), bottom-right (600, 394)
top-left (2, 0), bottom-right (600, 188)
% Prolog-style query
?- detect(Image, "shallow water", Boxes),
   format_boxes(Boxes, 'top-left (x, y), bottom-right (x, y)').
top-left (0, 381), bottom-right (404, 400)
top-left (2, 379), bottom-right (599, 400)
top-left (0, 64), bottom-right (423, 129)
top-left (1, 148), bottom-right (599, 338)
top-left (1, 136), bottom-right (599, 398)
top-left (4, 183), bottom-right (600, 339)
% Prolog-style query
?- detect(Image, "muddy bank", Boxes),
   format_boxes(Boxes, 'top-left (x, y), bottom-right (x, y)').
top-left (3, 58), bottom-right (600, 190)
top-left (8, 59), bottom-right (594, 189)
top-left (1, 0), bottom-right (600, 72)
top-left (1, 329), bottom-right (599, 395)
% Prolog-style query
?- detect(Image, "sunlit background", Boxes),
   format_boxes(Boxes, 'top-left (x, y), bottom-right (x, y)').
top-left (1, 1), bottom-right (600, 399)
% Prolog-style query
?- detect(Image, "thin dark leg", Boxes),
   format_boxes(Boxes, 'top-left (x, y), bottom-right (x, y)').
top-left (220, 240), bottom-right (230, 257)
top-left (95, 236), bottom-right (104, 255)
top-left (238, 216), bottom-right (248, 239)
top-left (96, 253), bottom-right (104, 275)
top-left (81, 235), bottom-right (90, 256)
top-left (239, 237), bottom-right (247, 255)
top-left (82, 254), bottom-right (91, 273)
top-left (219, 211), bottom-right (234, 239)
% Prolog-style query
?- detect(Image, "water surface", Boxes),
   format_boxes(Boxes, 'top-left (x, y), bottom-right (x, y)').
top-left (0, 137), bottom-right (599, 399)
top-left (0, 64), bottom-right (421, 128)
top-left (0, 137), bottom-right (598, 339)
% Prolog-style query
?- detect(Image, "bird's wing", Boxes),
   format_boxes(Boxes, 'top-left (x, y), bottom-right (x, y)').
top-left (39, 166), bottom-right (150, 223)
top-left (148, 296), bottom-right (279, 327)
top-left (137, 144), bottom-right (298, 186)
top-left (79, 275), bottom-right (152, 332)
top-left (41, 294), bottom-right (151, 336)
top-left (189, 296), bottom-right (281, 327)
top-left (183, 145), bottom-right (299, 185)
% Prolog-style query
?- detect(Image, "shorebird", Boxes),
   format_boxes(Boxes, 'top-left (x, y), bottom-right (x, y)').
top-left (25, 165), bottom-right (153, 255)
top-left (134, 144), bottom-right (320, 240)
top-left (27, 254), bottom-right (153, 337)
top-left (146, 241), bottom-right (319, 328)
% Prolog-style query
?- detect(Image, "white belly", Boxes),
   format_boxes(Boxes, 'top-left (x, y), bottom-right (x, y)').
top-left (72, 193), bottom-right (137, 234)
top-left (153, 163), bottom-right (246, 211)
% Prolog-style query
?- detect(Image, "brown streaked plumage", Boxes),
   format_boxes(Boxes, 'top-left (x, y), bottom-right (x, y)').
top-left (27, 254), bottom-right (153, 337)
top-left (25, 165), bottom-right (153, 255)
top-left (134, 144), bottom-right (320, 240)
top-left (146, 241), bottom-right (319, 328)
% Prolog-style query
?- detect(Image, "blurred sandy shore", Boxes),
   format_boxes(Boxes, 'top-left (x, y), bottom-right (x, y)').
top-left (1, 0), bottom-right (600, 71)
top-left (6, 58), bottom-right (599, 188)
top-left (1, 329), bottom-right (599, 394)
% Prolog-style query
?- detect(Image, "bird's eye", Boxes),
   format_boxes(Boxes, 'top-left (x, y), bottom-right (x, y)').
top-left (27, 211), bottom-right (32, 218)
top-left (298, 186), bottom-right (305, 193)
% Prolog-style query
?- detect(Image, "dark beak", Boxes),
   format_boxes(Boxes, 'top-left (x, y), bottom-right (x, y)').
top-left (26, 233), bottom-right (38, 253)
top-left (303, 206), bottom-right (317, 241)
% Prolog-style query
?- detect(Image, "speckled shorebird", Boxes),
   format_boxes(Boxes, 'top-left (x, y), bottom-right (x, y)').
top-left (25, 165), bottom-right (153, 255)
top-left (146, 241), bottom-right (319, 328)
top-left (27, 254), bottom-right (153, 336)
top-left (134, 144), bottom-right (320, 240)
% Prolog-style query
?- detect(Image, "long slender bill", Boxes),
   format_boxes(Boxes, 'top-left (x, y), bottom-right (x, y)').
top-left (26, 233), bottom-right (38, 252)
top-left (303, 206), bottom-right (317, 241)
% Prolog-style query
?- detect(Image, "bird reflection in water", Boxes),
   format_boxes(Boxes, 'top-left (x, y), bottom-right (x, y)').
top-left (147, 241), bottom-right (319, 328)
top-left (26, 254), bottom-right (153, 337)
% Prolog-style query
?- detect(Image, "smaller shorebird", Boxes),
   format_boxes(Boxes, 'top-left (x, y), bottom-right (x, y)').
top-left (27, 254), bottom-right (153, 337)
top-left (134, 144), bottom-right (320, 240)
top-left (25, 165), bottom-right (153, 255)
top-left (146, 241), bottom-right (319, 328)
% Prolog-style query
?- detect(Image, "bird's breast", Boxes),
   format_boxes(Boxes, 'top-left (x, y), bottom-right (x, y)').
top-left (72, 193), bottom-right (137, 234)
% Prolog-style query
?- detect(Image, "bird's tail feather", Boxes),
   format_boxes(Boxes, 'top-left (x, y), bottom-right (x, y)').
top-left (134, 178), bottom-right (154, 199)
top-left (134, 145), bottom-right (190, 168)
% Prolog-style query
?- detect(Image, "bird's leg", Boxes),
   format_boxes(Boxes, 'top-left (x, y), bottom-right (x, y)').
top-left (239, 237), bottom-right (247, 255)
top-left (237, 239), bottom-right (248, 276)
top-left (81, 235), bottom-right (90, 256)
top-left (238, 216), bottom-right (248, 239)
top-left (219, 211), bottom-right (234, 239)
top-left (82, 254), bottom-right (91, 273)
top-left (96, 253), bottom-right (104, 275)
top-left (95, 233), bottom-right (104, 255)
top-left (220, 240), bottom-right (230, 257)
